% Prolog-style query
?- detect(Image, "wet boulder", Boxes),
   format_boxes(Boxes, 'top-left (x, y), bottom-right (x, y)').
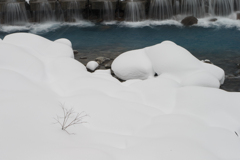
top-left (105, 61), bottom-right (113, 69)
top-left (237, 63), bottom-right (240, 69)
top-left (73, 50), bottom-right (78, 55)
top-left (202, 59), bottom-right (213, 64)
top-left (237, 13), bottom-right (240, 20)
top-left (181, 16), bottom-right (198, 26)
top-left (209, 18), bottom-right (217, 22)
top-left (95, 57), bottom-right (110, 65)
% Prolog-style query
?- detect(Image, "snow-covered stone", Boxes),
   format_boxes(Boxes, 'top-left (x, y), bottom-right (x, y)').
top-left (112, 49), bottom-right (155, 80)
top-left (112, 41), bottom-right (225, 88)
top-left (86, 61), bottom-right (99, 71)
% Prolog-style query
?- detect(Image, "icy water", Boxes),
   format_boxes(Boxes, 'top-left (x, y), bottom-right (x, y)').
top-left (0, 20), bottom-right (240, 91)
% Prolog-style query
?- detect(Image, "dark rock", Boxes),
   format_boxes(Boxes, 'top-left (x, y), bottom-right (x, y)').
top-left (226, 74), bottom-right (235, 78)
top-left (104, 61), bottom-right (112, 69)
top-left (110, 69), bottom-right (115, 76)
top-left (95, 57), bottom-right (110, 65)
top-left (110, 69), bottom-right (125, 82)
top-left (237, 63), bottom-right (240, 69)
top-left (79, 56), bottom-right (87, 59)
top-left (181, 16), bottom-right (198, 26)
top-left (96, 18), bottom-right (103, 24)
top-left (234, 70), bottom-right (240, 76)
top-left (220, 78), bottom-right (240, 92)
top-left (209, 18), bottom-right (217, 22)
top-left (73, 50), bottom-right (78, 55)
top-left (202, 59), bottom-right (213, 64)
top-left (237, 13), bottom-right (240, 20)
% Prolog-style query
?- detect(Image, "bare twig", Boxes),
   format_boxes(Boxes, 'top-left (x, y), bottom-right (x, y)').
top-left (54, 103), bottom-right (87, 134)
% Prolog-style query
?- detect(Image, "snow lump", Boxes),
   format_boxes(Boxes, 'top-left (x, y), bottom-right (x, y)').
top-left (112, 41), bottom-right (225, 88)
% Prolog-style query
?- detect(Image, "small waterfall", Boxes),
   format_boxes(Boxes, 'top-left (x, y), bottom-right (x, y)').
top-left (149, 0), bottom-right (173, 20)
top-left (235, 0), bottom-right (240, 11)
top-left (55, 0), bottom-right (64, 22)
top-left (173, 0), bottom-right (180, 15)
top-left (102, 1), bottom-right (114, 21)
top-left (208, 0), bottom-right (234, 16)
top-left (66, 0), bottom-right (82, 22)
top-left (125, 0), bottom-right (145, 21)
top-left (181, 0), bottom-right (206, 17)
top-left (34, 0), bottom-right (55, 22)
top-left (2, 0), bottom-right (28, 25)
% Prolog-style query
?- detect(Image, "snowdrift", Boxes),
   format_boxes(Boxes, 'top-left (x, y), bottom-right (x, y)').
top-left (0, 33), bottom-right (240, 160)
top-left (112, 41), bottom-right (225, 88)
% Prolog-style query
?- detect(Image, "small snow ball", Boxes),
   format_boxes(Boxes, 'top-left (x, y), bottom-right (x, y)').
top-left (86, 61), bottom-right (99, 71)
top-left (54, 38), bottom-right (72, 48)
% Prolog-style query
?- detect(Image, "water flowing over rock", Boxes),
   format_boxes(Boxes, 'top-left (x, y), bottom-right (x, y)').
top-left (181, 0), bottom-right (206, 18)
top-left (102, 1), bottom-right (114, 21)
top-left (125, 0), bottom-right (145, 22)
top-left (2, 0), bottom-right (28, 25)
top-left (173, 0), bottom-right (180, 15)
top-left (66, 0), bottom-right (82, 22)
top-left (208, 0), bottom-right (234, 16)
top-left (32, 0), bottom-right (55, 22)
top-left (55, 0), bottom-right (64, 22)
top-left (149, 0), bottom-right (173, 20)
top-left (0, 0), bottom-right (240, 24)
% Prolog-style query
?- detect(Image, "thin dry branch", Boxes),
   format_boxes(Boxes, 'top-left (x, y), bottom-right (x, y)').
top-left (54, 103), bottom-right (87, 134)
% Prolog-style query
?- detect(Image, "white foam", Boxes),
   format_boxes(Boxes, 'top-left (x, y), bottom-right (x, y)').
top-left (119, 20), bottom-right (152, 28)
top-left (197, 15), bottom-right (240, 29)
top-left (0, 25), bottom-right (30, 33)
top-left (63, 20), bottom-right (95, 27)
top-left (0, 21), bottom-right (95, 35)
top-left (102, 21), bottom-right (118, 25)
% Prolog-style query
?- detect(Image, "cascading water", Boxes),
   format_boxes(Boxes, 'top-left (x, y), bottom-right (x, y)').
top-left (34, 0), bottom-right (55, 22)
top-left (66, 0), bottom-right (82, 22)
top-left (102, 1), bottom-right (114, 21)
top-left (2, 0), bottom-right (28, 25)
top-left (125, 0), bottom-right (145, 22)
top-left (55, 0), bottom-right (64, 22)
top-left (149, 0), bottom-right (173, 20)
top-left (235, 0), bottom-right (240, 11)
top-left (173, 0), bottom-right (180, 15)
top-left (181, 0), bottom-right (206, 17)
top-left (208, 0), bottom-right (234, 16)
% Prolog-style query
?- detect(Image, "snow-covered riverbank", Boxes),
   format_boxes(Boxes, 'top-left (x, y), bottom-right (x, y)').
top-left (0, 33), bottom-right (240, 160)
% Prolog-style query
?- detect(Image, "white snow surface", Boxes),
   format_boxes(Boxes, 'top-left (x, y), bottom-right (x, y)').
top-left (0, 33), bottom-right (240, 160)
top-left (113, 41), bottom-right (225, 88)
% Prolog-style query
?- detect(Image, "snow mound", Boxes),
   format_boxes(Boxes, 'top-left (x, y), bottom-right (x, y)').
top-left (3, 33), bottom-right (74, 59)
top-left (112, 41), bottom-right (225, 88)
top-left (55, 38), bottom-right (72, 48)
top-left (0, 33), bottom-right (240, 160)
top-left (112, 49), bottom-right (155, 80)
top-left (0, 42), bottom-right (45, 82)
